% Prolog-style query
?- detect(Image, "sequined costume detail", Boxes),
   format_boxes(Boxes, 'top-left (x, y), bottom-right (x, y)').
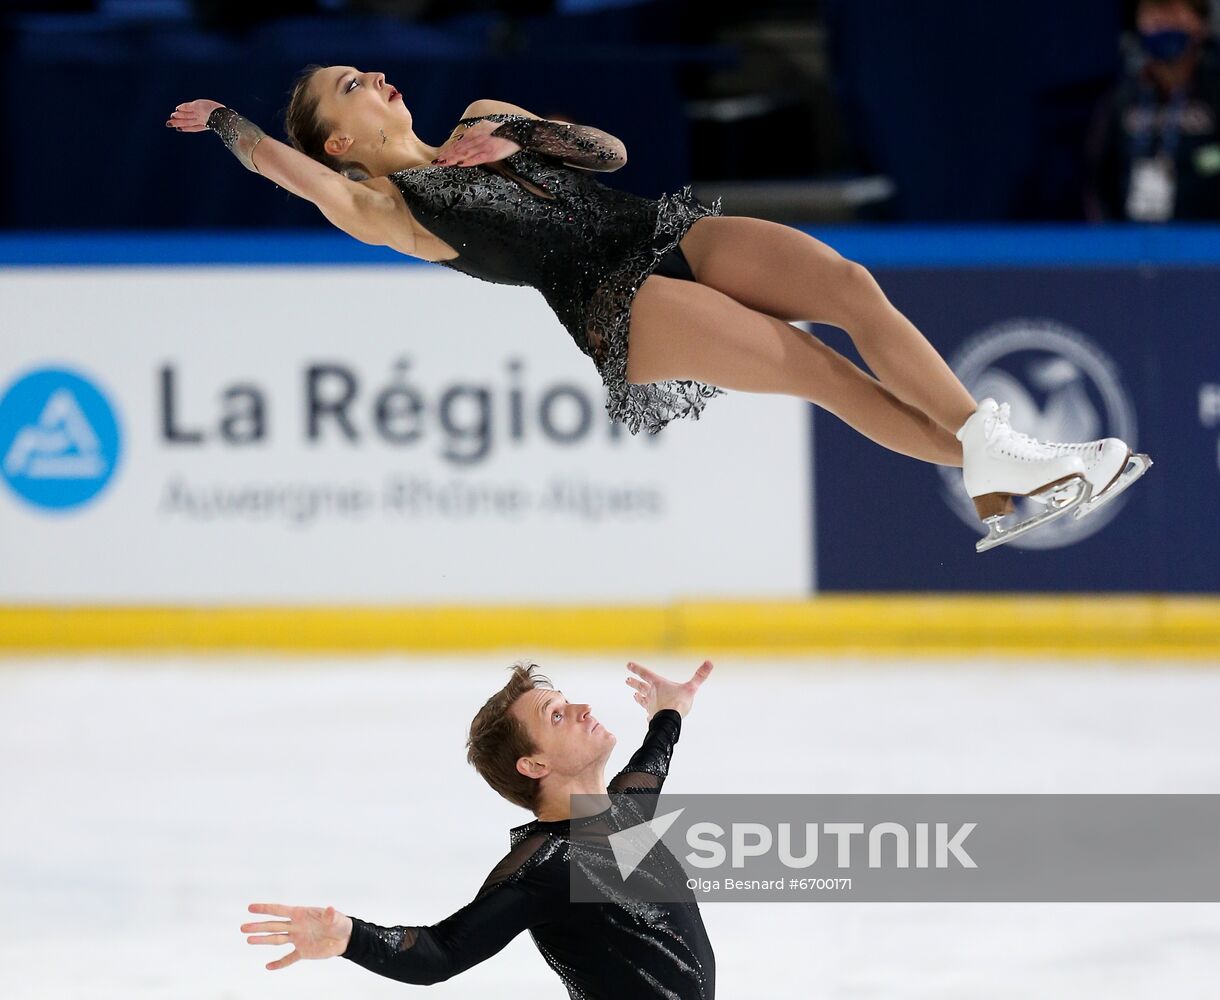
top-left (386, 114), bottom-right (725, 434)
top-left (488, 116), bottom-right (627, 170)
top-left (342, 709), bottom-right (715, 998)
top-left (205, 106), bottom-right (266, 173)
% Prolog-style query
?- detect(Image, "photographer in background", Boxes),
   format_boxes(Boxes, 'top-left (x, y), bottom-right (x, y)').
top-left (1088, 0), bottom-right (1220, 221)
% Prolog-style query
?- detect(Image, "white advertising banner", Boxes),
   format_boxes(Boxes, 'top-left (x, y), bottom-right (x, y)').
top-left (0, 266), bottom-right (810, 603)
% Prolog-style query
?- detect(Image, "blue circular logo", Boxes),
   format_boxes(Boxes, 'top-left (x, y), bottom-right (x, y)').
top-left (0, 367), bottom-right (122, 511)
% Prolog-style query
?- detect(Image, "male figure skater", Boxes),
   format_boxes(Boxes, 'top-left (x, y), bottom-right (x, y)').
top-left (240, 659), bottom-right (716, 998)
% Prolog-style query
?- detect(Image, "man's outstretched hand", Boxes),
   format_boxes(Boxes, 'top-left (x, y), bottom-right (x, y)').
top-left (240, 902), bottom-right (353, 971)
top-left (625, 660), bottom-right (713, 719)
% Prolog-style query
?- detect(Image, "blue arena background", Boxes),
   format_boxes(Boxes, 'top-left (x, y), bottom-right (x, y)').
top-left (5, 226), bottom-right (1217, 593)
top-left (8, 226), bottom-right (1220, 267)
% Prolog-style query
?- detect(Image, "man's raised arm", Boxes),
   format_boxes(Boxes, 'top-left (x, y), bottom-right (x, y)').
top-left (609, 660), bottom-right (713, 796)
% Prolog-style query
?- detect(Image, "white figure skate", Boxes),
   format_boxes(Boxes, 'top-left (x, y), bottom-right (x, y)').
top-left (970, 404), bottom-right (1153, 524)
top-left (957, 398), bottom-right (1092, 552)
top-left (1063, 442), bottom-right (1154, 521)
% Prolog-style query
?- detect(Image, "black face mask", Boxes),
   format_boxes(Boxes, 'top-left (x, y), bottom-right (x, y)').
top-left (1140, 28), bottom-right (1196, 63)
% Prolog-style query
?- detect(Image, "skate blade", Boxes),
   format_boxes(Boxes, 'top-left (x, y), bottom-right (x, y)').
top-left (1072, 453), bottom-right (1153, 520)
top-left (975, 475), bottom-right (1092, 553)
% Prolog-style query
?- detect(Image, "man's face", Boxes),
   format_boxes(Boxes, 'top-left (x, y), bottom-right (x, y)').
top-left (511, 686), bottom-right (617, 783)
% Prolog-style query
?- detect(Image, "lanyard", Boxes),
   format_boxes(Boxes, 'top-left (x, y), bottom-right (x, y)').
top-left (1132, 84), bottom-right (1189, 159)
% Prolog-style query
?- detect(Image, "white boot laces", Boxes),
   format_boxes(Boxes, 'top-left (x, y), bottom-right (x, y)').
top-left (1044, 440), bottom-right (1103, 463)
top-left (984, 402), bottom-right (1060, 462)
top-left (982, 402), bottom-right (1109, 467)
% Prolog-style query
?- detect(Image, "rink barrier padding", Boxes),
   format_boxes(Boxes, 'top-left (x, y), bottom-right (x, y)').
top-left (0, 596), bottom-right (1217, 657)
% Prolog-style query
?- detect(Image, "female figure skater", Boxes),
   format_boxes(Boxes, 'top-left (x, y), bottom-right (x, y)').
top-left (166, 67), bottom-right (1149, 550)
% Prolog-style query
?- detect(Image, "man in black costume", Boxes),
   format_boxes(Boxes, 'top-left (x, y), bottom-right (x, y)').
top-left (240, 658), bottom-right (716, 998)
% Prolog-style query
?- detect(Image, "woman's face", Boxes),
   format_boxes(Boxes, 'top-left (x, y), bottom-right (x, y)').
top-left (312, 65), bottom-right (412, 151)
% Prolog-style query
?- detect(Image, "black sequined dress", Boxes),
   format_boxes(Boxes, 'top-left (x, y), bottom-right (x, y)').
top-left (386, 114), bottom-right (725, 434)
top-left (341, 709), bottom-right (715, 998)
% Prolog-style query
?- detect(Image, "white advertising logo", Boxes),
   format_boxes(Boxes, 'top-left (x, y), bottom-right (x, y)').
top-left (0, 268), bottom-right (809, 602)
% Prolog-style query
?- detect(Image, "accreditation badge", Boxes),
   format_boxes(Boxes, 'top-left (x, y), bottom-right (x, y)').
top-left (1126, 155), bottom-right (1176, 221)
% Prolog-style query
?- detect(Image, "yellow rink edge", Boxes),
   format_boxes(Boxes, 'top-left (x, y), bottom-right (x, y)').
top-left (0, 596), bottom-right (1217, 657)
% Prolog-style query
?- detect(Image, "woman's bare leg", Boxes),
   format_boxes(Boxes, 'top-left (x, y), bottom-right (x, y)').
top-left (626, 274), bottom-right (963, 466)
top-left (677, 216), bottom-right (978, 434)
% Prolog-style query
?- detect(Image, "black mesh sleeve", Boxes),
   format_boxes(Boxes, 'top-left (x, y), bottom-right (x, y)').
top-left (341, 879), bottom-right (551, 985)
top-left (608, 708), bottom-right (682, 795)
top-left (456, 114), bottom-right (627, 171)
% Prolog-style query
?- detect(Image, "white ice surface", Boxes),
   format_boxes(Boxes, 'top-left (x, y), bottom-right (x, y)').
top-left (2, 655), bottom-right (1218, 999)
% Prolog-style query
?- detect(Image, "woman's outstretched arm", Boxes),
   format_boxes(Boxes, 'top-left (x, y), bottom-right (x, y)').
top-left (167, 99), bottom-right (410, 250)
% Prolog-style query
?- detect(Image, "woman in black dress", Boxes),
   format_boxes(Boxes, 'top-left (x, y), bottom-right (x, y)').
top-left (167, 65), bottom-right (1147, 547)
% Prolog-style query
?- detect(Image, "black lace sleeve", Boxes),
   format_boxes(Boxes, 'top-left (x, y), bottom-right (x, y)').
top-left (456, 113), bottom-right (627, 171)
top-left (341, 839), bottom-right (557, 985)
top-left (608, 708), bottom-right (682, 796)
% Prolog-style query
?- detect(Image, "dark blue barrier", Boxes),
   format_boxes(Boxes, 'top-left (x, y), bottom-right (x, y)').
top-left (2, 227), bottom-right (1216, 593)
top-left (808, 228), bottom-right (1219, 593)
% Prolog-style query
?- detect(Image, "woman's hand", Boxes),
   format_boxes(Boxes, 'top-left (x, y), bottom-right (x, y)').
top-left (166, 100), bottom-right (225, 133)
top-left (625, 660), bottom-right (714, 719)
top-left (240, 902), bottom-right (353, 971)
top-left (432, 119), bottom-right (521, 167)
